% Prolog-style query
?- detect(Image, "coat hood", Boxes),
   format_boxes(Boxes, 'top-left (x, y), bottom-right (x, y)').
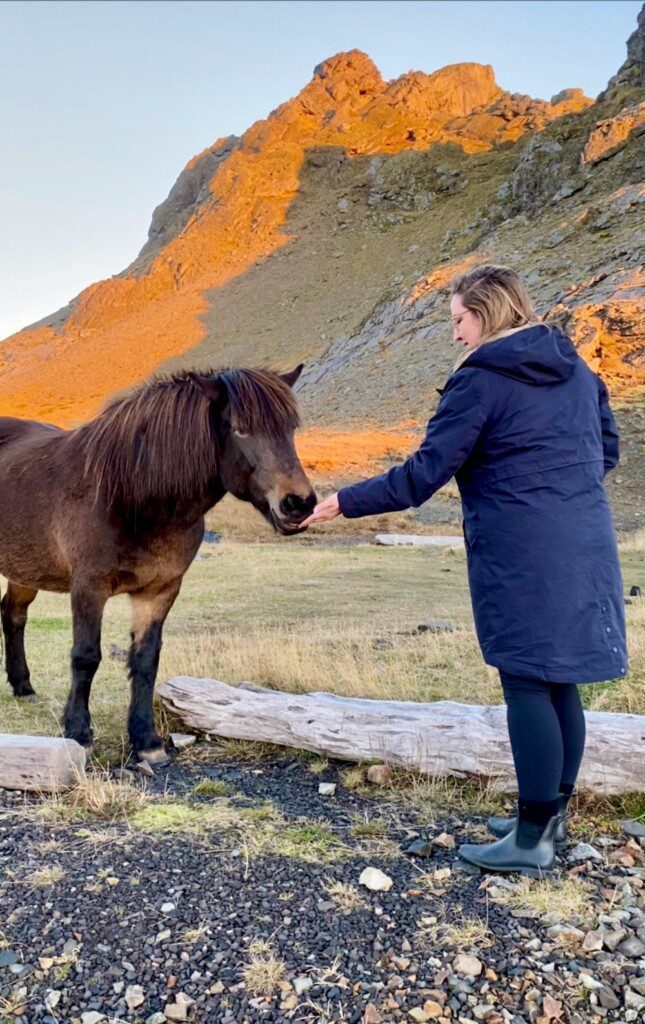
top-left (460, 324), bottom-right (579, 386)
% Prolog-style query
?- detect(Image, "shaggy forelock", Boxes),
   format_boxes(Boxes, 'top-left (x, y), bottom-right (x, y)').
top-left (74, 366), bottom-right (300, 509)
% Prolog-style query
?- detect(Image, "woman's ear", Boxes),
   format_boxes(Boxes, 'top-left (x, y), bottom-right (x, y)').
top-left (189, 373), bottom-right (227, 408)
top-left (280, 363), bottom-right (304, 388)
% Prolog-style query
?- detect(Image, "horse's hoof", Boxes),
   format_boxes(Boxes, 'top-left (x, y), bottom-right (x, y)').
top-left (138, 747), bottom-right (170, 768)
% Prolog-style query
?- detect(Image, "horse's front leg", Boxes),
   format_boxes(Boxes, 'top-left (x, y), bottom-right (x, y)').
top-left (63, 583), bottom-right (108, 751)
top-left (128, 579), bottom-right (182, 764)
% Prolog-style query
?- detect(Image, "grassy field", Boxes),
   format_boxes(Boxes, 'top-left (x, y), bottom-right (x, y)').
top-left (1, 532), bottom-right (643, 766)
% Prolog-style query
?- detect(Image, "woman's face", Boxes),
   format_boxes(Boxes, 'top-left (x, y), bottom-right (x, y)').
top-left (450, 293), bottom-right (482, 352)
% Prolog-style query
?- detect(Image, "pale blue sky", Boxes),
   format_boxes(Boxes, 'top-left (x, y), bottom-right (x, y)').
top-left (0, 0), bottom-right (640, 339)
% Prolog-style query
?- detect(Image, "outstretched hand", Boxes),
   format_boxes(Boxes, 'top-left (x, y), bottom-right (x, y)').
top-left (301, 492), bottom-right (341, 528)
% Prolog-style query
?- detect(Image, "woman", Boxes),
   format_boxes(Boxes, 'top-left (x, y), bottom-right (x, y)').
top-left (301, 264), bottom-right (627, 876)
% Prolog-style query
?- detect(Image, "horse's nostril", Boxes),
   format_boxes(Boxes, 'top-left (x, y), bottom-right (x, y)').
top-left (281, 492), bottom-right (316, 518)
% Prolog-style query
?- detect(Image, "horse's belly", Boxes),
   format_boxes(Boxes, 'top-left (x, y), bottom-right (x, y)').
top-left (0, 524), bottom-right (70, 592)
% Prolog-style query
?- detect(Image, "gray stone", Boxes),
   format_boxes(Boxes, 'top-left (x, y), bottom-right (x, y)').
top-left (602, 928), bottom-right (626, 951)
top-left (81, 1014), bottom-right (106, 1024)
top-left (146, 1015), bottom-right (167, 1024)
top-left (417, 620), bottom-right (455, 633)
top-left (567, 842), bottom-right (604, 863)
top-left (622, 818), bottom-right (645, 838)
top-left (618, 936), bottom-right (645, 958)
top-left (598, 986), bottom-right (620, 1010)
top-left (0, 951), bottom-right (18, 968)
top-left (630, 976), bottom-right (645, 996)
top-left (625, 987), bottom-right (645, 1011)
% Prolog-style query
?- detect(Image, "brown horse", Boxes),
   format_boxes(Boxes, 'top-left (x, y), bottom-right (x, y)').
top-left (0, 365), bottom-right (315, 764)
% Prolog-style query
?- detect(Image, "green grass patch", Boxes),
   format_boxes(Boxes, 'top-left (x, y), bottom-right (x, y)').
top-left (192, 778), bottom-right (231, 797)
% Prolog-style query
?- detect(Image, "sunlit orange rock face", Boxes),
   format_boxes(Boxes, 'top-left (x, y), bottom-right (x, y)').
top-left (0, 51), bottom-right (594, 427)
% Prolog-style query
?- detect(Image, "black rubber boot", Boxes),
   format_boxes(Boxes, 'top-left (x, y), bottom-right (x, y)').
top-left (487, 791), bottom-right (571, 846)
top-left (459, 799), bottom-right (561, 877)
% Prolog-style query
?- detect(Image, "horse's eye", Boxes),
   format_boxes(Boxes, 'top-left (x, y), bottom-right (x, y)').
top-left (233, 429), bottom-right (249, 439)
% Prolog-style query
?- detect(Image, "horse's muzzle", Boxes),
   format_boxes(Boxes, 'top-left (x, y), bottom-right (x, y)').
top-left (272, 491), bottom-right (317, 533)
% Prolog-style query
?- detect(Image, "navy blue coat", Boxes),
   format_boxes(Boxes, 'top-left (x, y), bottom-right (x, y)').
top-left (338, 324), bottom-right (628, 684)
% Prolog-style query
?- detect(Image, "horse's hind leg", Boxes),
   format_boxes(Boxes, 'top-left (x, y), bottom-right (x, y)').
top-left (62, 583), bottom-right (107, 751)
top-left (128, 579), bottom-right (182, 765)
top-left (1, 582), bottom-right (38, 698)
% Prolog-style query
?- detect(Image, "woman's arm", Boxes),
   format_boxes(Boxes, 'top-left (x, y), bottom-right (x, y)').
top-left (337, 371), bottom-right (488, 519)
top-left (596, 375), bottom-right (619, 475)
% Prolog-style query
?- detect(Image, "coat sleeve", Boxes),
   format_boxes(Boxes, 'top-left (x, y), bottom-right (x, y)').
top-left (338, 372), bottom-right (488, 519)
top-left (596, 374), bottom-right (619, 474)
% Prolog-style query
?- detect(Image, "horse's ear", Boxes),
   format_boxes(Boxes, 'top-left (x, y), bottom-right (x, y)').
top-left (280, 363), bottom-right (304, 388)
top-left (190, 373), bottom-right (226, 407)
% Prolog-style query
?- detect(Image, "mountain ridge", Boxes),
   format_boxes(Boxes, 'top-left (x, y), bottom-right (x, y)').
top-left (0, 48), bottom-right (600, 424)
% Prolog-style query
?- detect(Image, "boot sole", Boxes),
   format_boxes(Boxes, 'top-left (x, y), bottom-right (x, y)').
top-left (461, 857), bottom-right (555, 877)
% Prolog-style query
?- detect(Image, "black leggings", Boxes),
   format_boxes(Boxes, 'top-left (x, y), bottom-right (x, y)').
top-left (500, 672), bottom-right (586, 802)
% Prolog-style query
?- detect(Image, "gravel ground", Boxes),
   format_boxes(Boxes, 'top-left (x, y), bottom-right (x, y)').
top-left (0, 747), bottom-right (643, 1024)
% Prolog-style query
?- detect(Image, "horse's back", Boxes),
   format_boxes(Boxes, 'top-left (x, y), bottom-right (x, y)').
top-left (0, 416), bottom-right (61, 451)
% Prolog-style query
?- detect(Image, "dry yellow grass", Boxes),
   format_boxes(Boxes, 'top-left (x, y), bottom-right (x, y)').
top-left (488, 875), bottom-right (595, 926)
top-left (243, 940), bottom-right (287, 996)
top-left (416, 901), bottom-right (493, 951)
top-left (321, 879), bottom-right (366, 911)
top-left (40, 771), bottom-right (148, 823)
top-left (1, 542), bottom-right (642, 775)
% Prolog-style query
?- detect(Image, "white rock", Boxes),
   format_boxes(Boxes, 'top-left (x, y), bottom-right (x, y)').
top-left (125, 984), bottom-right (146, 1009)
top-left (579, 973), bottom-right (602, 991)
top-left (161, 902), bottom-right (176, 914)
top-left (81, 1014), bottom-right (106, 1024)
top-left (170, 733), bottom-right (196, 751)
top-left (292, 976), bottom-right (313, 996)
top-left (164, 993), bottom-right (194, 1022)
top-left (547, 923), bottom-right (585, 943)
top-left (113, 980), bottom-right (124, 994)
top-left (45, 991), bottom-right (61, 1009)
top-left (359, 867), bottom-right (393, 892)
top-left (318, 782), bottom-right (336, 796)
top-left (146, 1014), bottom-right (168, 1024)
top-left (452, 953), bottom-right (483, 977)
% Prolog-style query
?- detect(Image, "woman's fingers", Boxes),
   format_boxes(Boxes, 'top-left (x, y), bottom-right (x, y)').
top-left (301, 492), bottom-right (341, 527)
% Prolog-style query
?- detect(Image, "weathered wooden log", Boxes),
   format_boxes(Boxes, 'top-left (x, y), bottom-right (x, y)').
top-left (157, 677), bottom-right (645, 795)
top-left (0, 734), bottom-right (86, 792)
top-left (374, 534), bottom-right (465, 548)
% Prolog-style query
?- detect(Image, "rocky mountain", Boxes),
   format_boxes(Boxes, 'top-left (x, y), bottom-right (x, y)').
top-left (0, 9), bottom-right (643, 526)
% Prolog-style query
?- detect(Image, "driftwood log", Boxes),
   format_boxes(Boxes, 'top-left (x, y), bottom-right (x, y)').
top-left (374, 533), bottom-right (465, 548)
top-left (0, 734), bottom-right (86, 792)
top-left (158, 677), bottom-right (645, 795)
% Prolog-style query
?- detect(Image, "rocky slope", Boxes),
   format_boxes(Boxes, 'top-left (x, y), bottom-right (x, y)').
top-left (0, 11), bottom-right (643, 523)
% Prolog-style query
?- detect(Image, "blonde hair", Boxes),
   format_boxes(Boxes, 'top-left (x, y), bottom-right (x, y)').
top-left (450, 265), bottom-right (539, 368)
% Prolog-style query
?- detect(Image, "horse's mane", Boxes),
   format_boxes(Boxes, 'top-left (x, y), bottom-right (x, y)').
top-left (74, 367), bottom-right (300, 510)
